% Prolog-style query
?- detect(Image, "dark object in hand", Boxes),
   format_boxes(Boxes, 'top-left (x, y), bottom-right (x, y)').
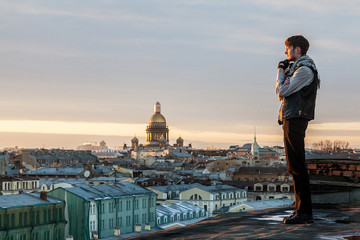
top-left (278, 60), bottom-right (290, 70)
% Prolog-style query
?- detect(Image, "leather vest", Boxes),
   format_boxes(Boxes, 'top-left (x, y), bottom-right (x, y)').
top-left (278, 68), bottom-right (318, 124)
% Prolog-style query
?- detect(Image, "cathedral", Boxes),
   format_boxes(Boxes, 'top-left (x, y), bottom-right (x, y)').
top-left (145, 102), bottom-right (169, 147)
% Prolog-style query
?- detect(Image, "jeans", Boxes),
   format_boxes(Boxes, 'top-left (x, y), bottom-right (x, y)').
top-left (283, 118), bottom-right (312, 215)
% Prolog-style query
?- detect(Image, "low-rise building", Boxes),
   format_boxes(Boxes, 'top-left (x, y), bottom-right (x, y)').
top-left (39, 178), bottom-right (87, 192)
top-left (148, 183), bottom-right (247, 215)
top-left (0, 192), bottom-right (66, 240)
top-left (21, 149), bottom-right (98, 169)
top-left (48, 182), bottom-right (157, 240)
top-left (0, 176), bottom-right (40, 195)
top-left (24, 167), bottom-right (96, 179)
top-left (156, 202), bottom-right (206, 227)
top-left (233, 166), bottom-right (290, 182)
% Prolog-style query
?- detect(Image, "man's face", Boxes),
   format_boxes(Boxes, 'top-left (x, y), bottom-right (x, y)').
top-left (285, 45), bottom-right (300, 61)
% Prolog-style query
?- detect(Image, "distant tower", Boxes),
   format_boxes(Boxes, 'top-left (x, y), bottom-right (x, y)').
top-left (131, 135), bottom-right (139, 149)
top-left (251, 127), bottom-right (260, 160)
top-left (146, 102), bottom-right (169, 147)
top-left (176, 136), bottom-right (184, 147)
top-left (99, 140), bottom-right (107, 149)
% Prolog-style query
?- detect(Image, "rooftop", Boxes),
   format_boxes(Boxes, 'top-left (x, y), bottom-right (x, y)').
top-left (149, 183), bottom-right (245, 194)
top-left (123, 206), bottom-right (360, 240)
top-left (59, 182), bottom-right (154, 201)
top-left (25, 167), bottom-right (84, 176)
top-left (0, 192), bottom-right (63, 208)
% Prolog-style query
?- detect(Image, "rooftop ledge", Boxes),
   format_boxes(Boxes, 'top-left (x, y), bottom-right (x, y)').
top-left (122, 206), bottom-right (360, 240)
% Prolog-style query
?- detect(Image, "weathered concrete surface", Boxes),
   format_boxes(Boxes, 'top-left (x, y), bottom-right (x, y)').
top-left (123, 207), bottom-right (360, 240)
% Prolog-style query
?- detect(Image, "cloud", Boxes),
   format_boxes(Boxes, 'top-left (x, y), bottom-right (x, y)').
top-left (0, 1), bottom-right (163, 22)
top-left (313, 39), bottom-right (360, 53)
top-left (0, 120), bottom-right (147, 136)
top-left (309, 122), bottom-right (360, 131)
top-left (0, 40), bottom-right (91, 58)
top-left (252, 0), bottom-right (360, 14)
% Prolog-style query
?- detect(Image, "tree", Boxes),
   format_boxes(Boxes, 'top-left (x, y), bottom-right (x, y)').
top-left (312, 140), bottom-right (350, 153)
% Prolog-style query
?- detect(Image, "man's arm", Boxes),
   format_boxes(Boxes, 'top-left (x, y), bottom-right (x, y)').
top-left (276, 66), bottom-right (314, 99)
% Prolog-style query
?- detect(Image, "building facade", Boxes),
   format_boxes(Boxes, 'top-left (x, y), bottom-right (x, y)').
top-left (0, 176), bottom-right (40, 195)
top-left (148, 183), bottom-right (248, 215)
top-left (0, 192), bottom-right (66, 240)
top-left (48, 182), bottom-right (157, 240)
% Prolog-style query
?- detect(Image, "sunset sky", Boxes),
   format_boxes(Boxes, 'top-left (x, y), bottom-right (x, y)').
top-left (1, 0), bottom-right (359, 149)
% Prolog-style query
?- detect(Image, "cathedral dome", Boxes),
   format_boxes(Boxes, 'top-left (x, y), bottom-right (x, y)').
top-left (149, 113), bottom-right (166, 124)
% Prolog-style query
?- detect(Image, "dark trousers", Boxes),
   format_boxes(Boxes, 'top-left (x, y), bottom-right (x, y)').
top-left (282, 118), bottom-right (312, 215)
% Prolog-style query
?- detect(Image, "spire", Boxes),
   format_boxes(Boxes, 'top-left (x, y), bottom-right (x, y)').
top-left (154, 102), bottom-right (161, 114)
top-left (254, 126), bottom-right (257, 142)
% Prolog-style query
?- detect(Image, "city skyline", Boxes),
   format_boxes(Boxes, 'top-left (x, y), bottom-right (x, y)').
top-left (1, 1), bottom-right (360, 149)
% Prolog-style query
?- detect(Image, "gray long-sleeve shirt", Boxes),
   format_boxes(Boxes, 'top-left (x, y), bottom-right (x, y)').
top-left (276, 66), bottom-right (314, 101)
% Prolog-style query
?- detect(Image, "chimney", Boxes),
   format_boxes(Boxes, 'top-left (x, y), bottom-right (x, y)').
top-left (145, 223), bottom-right (151, 231)
top-left (40, 191), bottom-right (47, 201)
top-left (135, 224), bottom-right (142, 232)
top-left (114, 229), bottom-right (121, 236)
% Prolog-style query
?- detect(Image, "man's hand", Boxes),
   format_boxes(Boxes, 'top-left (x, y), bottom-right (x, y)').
top-left (284, 78), bottom-right (290, 85)
top-left (278, 60), bottom-right (289, 70)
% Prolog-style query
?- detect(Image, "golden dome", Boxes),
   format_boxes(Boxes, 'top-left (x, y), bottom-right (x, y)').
top-left (149, 113), bottom-right (166, 124)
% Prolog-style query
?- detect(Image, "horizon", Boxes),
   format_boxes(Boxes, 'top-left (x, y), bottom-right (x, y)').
top-left (1, 1), bottom-right (360, 149)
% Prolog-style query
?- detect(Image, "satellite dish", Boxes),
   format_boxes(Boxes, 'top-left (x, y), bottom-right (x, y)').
top-left (84, 170), bottom-right (90, 178)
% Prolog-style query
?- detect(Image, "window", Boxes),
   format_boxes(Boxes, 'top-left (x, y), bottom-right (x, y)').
top-left (269, 186), bottom-right (275, 191)
top-left (282, 187), bottom-right (289, 192)
top-left (58, 208), bottom-right (62, 221)
top-left (24, 212), bottom-right (27, 226)
top-left (44, 209), bottom-right (47, 224)
top-left (19, 212), bottom-right (23, 227)
top-left (109, 218), bottom-right (114, 228)
top-left (143, 199), bottom-right (147, 208)
top-left (36, 211), bottom-right (40, 225)
top-left (255, 186), bottom-right (262, 191)
top-left (11, 213), bottom-right (15, 228)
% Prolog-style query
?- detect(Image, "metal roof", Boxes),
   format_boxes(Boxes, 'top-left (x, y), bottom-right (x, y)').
top-left (0, 193), bottom-right (63, 209)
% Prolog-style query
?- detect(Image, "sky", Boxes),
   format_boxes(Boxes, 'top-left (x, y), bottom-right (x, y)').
top-left (1, 0), bottom-right (360, 149)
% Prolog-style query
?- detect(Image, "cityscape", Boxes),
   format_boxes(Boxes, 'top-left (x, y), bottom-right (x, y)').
top-left (1, 1), bottom-right (360, 240)
top-left (1, 102), bottom-right (360, 239)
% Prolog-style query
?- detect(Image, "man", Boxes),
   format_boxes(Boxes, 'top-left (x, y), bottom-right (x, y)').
top-left (276, 35), bottom-right (320, 224)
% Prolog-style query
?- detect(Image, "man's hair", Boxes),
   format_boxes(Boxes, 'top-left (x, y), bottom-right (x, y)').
top-left (285, 35), bottom-right (309, 56)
